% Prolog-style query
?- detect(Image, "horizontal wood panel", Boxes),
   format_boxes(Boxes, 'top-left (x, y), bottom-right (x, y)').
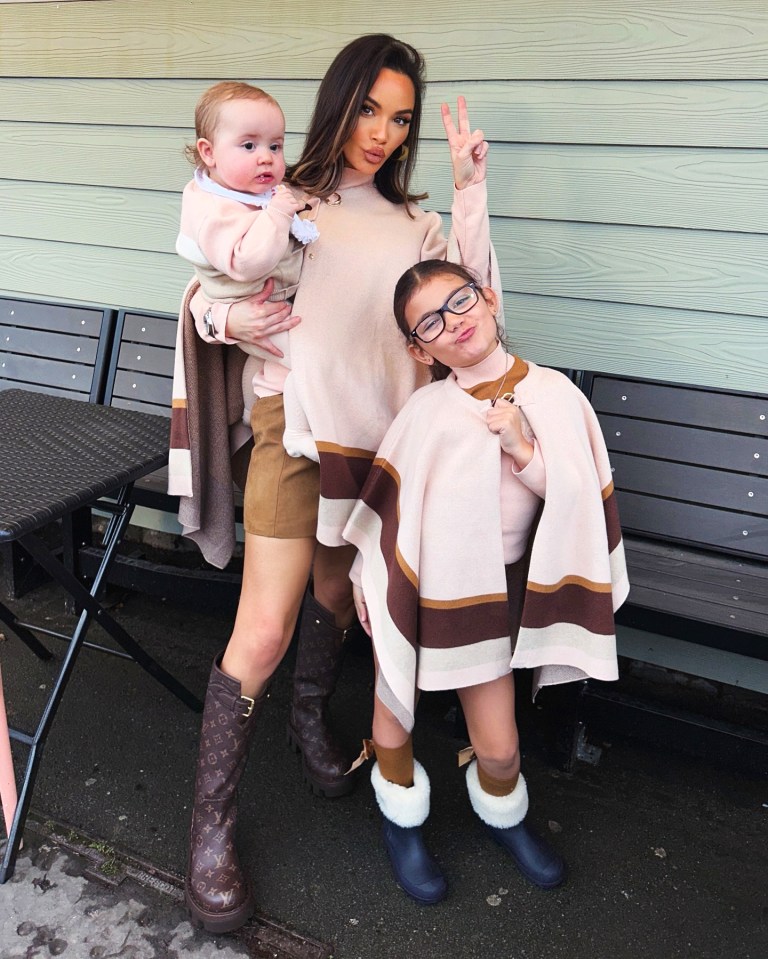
top-left (0, 236), bottom-right (192, 313)
top-left (627, 557), bottom-right (768, 617)
top-left (121, 313), bottom-right (177, 349)
top-left (117, 341), bottom-right (174, 379)
top-left (600, 415), bottom-right (768, 475)
top-left (624, 577), bottom-right (767, 635)
top-left (495, 220), bottom-right (768, 318)
top-left (4, 78), bottom-right (768, 148)
top-left (618, 491), bottom-right (766, 556)
top-left (626, 539), bottom-right (768, 595)
top-left (1, 235), bottom-right (767, 394)
top-left (506, 293), bottom-right (768, 395)
top-left (0, 324), bottom-right (99, 364)
top-left (4, 137), bottom-right (768, 233)
top-left (110, 395), bottom-right (171, 418)
top-left (4, 0), bottom-right (768, 80)
top-left (0, 352), bottom-right (95, 393)
top-left (0, 380), bottom-right (89, 401)
top-left (590, 378), bottom-right (768, 433)
top-left (111, 369), bottom-right (173, 409)
top-left (610, 453), bottom-right (768, 515)
top-left (0, 296), bottom-right (105, 335)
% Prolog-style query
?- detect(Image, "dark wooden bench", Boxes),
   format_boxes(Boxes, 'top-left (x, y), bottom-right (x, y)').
top-left (554, 372), bottom-right (768, 770)
top-left (0, 296), bottom-right (116, 597)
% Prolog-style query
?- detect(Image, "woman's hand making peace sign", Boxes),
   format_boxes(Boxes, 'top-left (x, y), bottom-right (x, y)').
top-left (441, 96), bottom-right (488, 190)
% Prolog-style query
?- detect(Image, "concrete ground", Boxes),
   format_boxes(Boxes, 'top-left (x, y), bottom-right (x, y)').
top-left (1, 576), bottom-right (766, 959)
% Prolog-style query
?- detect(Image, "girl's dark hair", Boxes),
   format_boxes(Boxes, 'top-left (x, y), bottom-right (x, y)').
top-left (287, 34), bottom-right (426, 211)
top-left (394, 259), bottom-right (505, 381)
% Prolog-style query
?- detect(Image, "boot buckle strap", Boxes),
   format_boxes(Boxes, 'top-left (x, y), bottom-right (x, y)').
top-left (237, 695), bottom-right (256, 718)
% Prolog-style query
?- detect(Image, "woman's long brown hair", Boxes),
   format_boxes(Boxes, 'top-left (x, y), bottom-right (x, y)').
top-left (287, 34), bottom-right (427, 212)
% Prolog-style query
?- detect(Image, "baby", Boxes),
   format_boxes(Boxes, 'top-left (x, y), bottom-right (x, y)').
top-left (176, 80), bottom-right (317, 457)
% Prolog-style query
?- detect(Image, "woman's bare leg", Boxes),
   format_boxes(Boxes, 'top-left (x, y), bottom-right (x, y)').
top-left (221, 532), bottom-right (316, 697)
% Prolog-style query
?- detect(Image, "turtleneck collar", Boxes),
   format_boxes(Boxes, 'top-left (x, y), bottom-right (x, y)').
top-left (339, 166), bottom-right (375, 189)
top-left (452, 342), bottom-right (514, 390)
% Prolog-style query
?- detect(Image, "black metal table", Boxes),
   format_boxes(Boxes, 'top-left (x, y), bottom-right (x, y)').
top-left (0, 389), bottom-right (203, 883)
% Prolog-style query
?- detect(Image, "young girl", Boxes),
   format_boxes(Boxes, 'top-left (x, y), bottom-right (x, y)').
top-left (344, 259), bottom-right (630, 904)
top-left (175, 80), bottom-right (316, 453)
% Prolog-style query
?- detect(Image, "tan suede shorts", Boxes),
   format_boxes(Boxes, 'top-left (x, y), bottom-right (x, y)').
top-left (243, 393), bottom-right (319, 539)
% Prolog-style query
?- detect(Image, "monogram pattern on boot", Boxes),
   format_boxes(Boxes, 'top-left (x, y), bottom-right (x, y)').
top-left (288, 594), bottom-right (354, 794)
top-left (185, 660), bottom-right (264, 928)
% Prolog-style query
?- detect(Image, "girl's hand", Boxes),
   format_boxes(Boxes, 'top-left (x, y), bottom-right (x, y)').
top-left (225, 278), bottom-right (300, 357)
top-left (486, 397), bottom-right (534, 466)
top-left (353, 584), bottom-right (372, 637)
top-left (441, 96), bottom-right (488, 190)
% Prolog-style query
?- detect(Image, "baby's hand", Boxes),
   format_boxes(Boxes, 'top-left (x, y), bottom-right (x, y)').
top-left (486, 397), bottom-right (534, 466)
top-left (270, 184), bottom-right (306, 218)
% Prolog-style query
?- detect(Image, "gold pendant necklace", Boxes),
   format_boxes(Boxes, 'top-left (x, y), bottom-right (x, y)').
top-left (490, 359), bottom-right (514, 407)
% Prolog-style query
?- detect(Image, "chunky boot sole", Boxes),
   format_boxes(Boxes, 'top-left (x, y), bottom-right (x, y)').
top-left (287, 723), bottom-right (357, 798)
top-left (184, 881), bottom-right (256, 934)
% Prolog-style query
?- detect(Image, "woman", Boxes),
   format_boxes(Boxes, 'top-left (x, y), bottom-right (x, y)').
top-left (180, 34), bottom-right (497, 933)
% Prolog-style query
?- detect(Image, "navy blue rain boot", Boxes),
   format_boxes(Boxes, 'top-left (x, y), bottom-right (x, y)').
top-left (372, 760), bottom-right (448, 904)
top-left (466, 760), bottom-right (565, 889)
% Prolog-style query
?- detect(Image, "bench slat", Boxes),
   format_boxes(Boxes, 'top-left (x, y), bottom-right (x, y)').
top-left (0, 298), bottom-right (103, 337)
top-left (116, 340), bottom-right (175, 378)
top-left (626, 550), bottom-right (768, 619)
top-left (623, 579), bottom-right (767, 638)
top-left (111, 369), bottom-right (172, 410)
top-left (626, 539), bottom-right (768, 594)
top-left (610, 452), bottom-right (768, 516)
top-left (600, 414), bottom-right (768, 476)
top-left (592, 377), bottom-right (768, 436)
top-left (0, 324), bottom-right (99, 364)
top-left (618, 491), bottom-right (765, 558)
top-left (0, 352), bottom-right (98, 394)
top-left (121, 312), bottom-right (178, 349)
top-left (110, 396), bottom-right (171, 417)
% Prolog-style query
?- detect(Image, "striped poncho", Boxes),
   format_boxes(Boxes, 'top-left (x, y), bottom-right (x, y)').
top-left (343, 361), bottom-right (629, 732)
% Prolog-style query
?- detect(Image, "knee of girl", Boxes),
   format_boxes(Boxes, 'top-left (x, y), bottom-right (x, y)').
top-left (476, 746), bottom-right (521, 781)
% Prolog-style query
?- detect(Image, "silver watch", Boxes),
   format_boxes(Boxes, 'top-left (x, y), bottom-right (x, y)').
top-left (203, 308), bottom-right (215, 338)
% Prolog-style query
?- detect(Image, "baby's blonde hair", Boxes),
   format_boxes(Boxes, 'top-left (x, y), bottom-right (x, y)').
top-left (184, 81), bottom-right (282, 170)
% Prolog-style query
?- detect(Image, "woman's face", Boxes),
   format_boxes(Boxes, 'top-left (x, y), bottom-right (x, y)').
top-left (342, 68), bottom-right (415, 175)
top-left (405, 274), bottom-right (500, 370)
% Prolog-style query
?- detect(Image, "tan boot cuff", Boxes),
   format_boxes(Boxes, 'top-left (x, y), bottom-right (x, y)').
top-left (477, 763), bottom-right (519, 797)
top-left (373, 737), bottom-right (414, 787)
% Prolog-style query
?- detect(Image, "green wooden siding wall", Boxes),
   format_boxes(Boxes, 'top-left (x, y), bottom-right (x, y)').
top-left (1, 0), bottom-right (767, 391)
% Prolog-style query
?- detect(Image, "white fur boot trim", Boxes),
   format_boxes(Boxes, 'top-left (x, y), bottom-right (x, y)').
top-left (371, 759), bottom-right (430, 828)
top-left (466, 760), bottom-right (529, 829)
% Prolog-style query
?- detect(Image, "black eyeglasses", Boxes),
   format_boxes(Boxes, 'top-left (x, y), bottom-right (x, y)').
top-left (409, 282), bottom-right (480, 343)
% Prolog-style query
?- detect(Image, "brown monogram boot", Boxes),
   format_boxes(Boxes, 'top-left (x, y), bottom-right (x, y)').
top-left (184, 655), bottom-right (266, 933)
top-left (287, 591), bottom-right (356, 798)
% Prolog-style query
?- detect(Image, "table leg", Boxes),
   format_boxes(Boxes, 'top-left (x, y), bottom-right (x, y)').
top-left (0, 603), bottom-right (53, 661)
top-left (19, 529), bottom-right (203, 713)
